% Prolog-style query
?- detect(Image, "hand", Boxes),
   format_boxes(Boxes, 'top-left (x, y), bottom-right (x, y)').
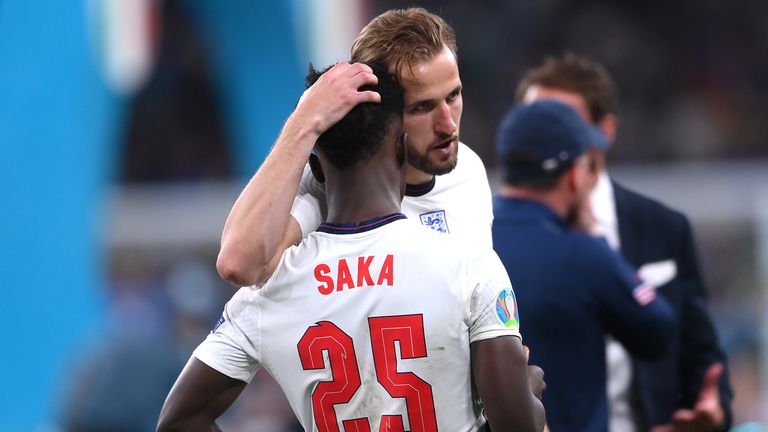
top-left (568, 190), bottom-right (598, 235)
top-left (523, 345), bottom-right (546, 400)
top-left (293, 62), bottom-right (381, 136)
top-left (649, 363), bottom-right (725, 432)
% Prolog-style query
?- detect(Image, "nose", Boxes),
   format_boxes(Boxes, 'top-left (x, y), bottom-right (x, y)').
top-left (434, 101), bottom-right (457, 136)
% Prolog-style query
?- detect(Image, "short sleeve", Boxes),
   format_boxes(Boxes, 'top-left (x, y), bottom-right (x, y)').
top-left (468, 250), bottom-right (522, 343)
top-left (290, 164), bottom-right (327, 237)
top-left (192, 291), bottom-right (262, 383)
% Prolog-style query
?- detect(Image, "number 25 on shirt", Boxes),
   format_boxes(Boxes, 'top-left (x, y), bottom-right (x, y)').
top-left (297, 314), bottom-right (437, 432)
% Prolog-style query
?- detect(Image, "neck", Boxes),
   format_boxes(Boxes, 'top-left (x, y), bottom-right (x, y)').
top-left (499, 185), bottom-right (570, 219)
top-left (325, 163), bottom-right (402, 224)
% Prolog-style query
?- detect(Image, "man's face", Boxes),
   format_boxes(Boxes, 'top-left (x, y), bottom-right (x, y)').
top-left (397, 46), bottom-right (463, 179)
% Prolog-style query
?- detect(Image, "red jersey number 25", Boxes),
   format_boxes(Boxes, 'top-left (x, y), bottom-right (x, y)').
top-left (297, 314), bottom-right (437, 432)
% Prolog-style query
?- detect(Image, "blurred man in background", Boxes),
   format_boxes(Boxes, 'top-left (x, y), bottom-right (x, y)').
top-left (492, 100), bottom-right (675, 432)
top-left (158, 64), bottom-right (545, 432)
top-left (516, 54), bottom-right (733, 431)
top-left (215, 7), bottom-right (493, 288)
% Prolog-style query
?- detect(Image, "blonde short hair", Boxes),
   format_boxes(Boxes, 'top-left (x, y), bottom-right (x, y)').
top-left (351, 7), bottom-right (457, 75)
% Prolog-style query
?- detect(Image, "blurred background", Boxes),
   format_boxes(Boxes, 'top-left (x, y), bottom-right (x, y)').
top-left (1, 0), bottom-right (766, 430)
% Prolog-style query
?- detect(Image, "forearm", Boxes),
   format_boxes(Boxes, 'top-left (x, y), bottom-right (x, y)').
top-left (217, 115), bottom-right (319, 286)
top-left (473, 337), bottom-right (546, 432)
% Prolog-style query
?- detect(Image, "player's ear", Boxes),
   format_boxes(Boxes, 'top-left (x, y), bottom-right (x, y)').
top-left (308, 153), bottom-right (325, 184)
top-left (598, 113), bottom-right (617, 144)
top-left (396, 132), bottom-right (407, 168)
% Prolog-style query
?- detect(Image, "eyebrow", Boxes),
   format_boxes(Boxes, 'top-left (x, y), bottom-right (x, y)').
top-left (406, 84), bottom-right (462, 108)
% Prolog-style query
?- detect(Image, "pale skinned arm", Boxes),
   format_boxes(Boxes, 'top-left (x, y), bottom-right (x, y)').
top-left (216, 62), bottom-right (380, 286)
top-left (472, 336), bottom-right (546, 432)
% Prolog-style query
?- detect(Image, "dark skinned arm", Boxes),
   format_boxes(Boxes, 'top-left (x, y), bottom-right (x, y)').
top-left (156, 357), bottom-right (247, 432)
top-left (472, 335), bottom-right (546, 432)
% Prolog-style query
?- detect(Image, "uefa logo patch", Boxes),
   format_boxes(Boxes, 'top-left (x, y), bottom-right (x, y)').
top-left (419, 210), bottom-right (450, 234)
top-left (496, 289), bottom-right (519, 329)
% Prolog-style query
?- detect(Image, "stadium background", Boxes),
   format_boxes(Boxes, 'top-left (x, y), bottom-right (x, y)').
top-left (1, 0), bottom-right (766, 430)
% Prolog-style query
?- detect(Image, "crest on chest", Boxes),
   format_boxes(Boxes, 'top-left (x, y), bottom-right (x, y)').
top-left (419, 210), bottom-right (450, 234)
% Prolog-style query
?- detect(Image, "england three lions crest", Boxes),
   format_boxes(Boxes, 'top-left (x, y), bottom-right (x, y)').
top-left (419, 210), bottom-right (450, 234)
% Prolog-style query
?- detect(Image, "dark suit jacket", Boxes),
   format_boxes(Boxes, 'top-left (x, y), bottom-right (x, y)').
top-left (612, 181), bottom-right (733, 430)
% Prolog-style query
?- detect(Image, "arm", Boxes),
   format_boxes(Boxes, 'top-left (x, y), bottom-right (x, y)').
top-left (156, 357), bottom-right (247, 432)
top-left (216, 62), bottom-right (380, 286)
top-left (596, 243), bottom-right (677, 359)
top-left (472, 336), bottom-right (546, 432)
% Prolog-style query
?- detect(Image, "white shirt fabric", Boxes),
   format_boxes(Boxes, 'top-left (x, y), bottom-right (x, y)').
top-left (591, 171), bottom-right (637, 432)
top-left (291, 142), bottom-right (494, 251)
top-left (194, 217), bottom-right (521, 431)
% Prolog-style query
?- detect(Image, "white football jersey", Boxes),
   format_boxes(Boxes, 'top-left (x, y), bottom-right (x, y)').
top-left (194, 215), bottom-right (520, 431)
top-left (291, 142), bottom-right (494, 251)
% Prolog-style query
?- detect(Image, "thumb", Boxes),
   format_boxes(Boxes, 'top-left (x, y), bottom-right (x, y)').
top-left (698, 362), bottom-right (723, 403)
top-left (672, 408), bottom-right (697, 423)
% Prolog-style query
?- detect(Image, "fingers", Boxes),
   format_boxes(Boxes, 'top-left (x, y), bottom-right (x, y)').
top-left (296, 61), bottom-right (382, 135)
top-left (523, 345), bottom-right (530, 361)
top-left (527, 365), bottom-right (546, 400)
top-left (324, 62), bottom-right (379, 92)
top-left (700, 363), bottom-right (723, 397)
top-left (345, 64), bottom-right (380, 104)
top-left (672, 409), bottom-right (697, 423)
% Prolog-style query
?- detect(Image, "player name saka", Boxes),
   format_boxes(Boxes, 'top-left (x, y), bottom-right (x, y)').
top-left (314, 254), bottom-right (394, 295)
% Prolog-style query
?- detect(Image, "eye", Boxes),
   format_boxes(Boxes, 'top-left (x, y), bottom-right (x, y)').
top-left (411, 101), bottom-right (433, 113)
top-left (447, 89), bottom-right (461, 102)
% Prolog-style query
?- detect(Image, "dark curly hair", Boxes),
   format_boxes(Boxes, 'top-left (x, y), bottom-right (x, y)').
top-left (307, 63), bottom-right (404, 171)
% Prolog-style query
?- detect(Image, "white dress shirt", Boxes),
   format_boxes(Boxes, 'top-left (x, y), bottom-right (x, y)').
top-left (591, 171), bottom-right (637, 432)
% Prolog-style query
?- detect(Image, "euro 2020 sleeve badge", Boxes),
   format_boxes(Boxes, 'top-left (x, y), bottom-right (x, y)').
top-left (495, 288), bottom-right (519, 329)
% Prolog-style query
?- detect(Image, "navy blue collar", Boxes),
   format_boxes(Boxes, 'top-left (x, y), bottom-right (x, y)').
top-left (494, 196), bottom-right (568, 229)
top-left (405, 176), bottom-right (436, 197)
top-left (317, 213), bottom-right (407, 234)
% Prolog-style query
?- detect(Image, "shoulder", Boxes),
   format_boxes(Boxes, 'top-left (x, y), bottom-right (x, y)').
top-left (456, 142), bottom-right (488, 176)
top-left (432, 142), bottom-right (491, 201)
top-left (612, 180), bottom-right (690, 228)
top-left (569, 231), bottom-right (629, 272)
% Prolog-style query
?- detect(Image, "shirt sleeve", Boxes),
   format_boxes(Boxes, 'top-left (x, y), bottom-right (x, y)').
top-left (467, 250), bottom-right (522, 343)
top-left (290, 164), bottom-right (327, 238)
top-left (192, 289), bottom-right (262, 383)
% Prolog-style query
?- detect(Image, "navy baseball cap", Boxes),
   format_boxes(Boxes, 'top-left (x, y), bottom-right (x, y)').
top-left (496, 100), bottom-right (608, 180)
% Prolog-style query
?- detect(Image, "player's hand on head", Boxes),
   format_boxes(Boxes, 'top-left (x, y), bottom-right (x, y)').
top-left (296, 61), bottom-right (381, 136)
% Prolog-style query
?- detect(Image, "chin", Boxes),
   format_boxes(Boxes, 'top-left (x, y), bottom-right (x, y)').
top-left (425, 147), bottom-right (460, 175)
top-left (424, 157), bottom-right (458, 175)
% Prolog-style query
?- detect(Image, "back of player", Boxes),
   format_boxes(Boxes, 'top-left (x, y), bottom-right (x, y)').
top-left (158, 62), bottom-right (544, 432)
top-left (195, 216), bottom-right (518, 431)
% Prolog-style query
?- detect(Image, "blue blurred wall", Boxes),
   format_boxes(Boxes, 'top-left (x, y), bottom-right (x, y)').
top-left (0, 1), bottom-right (303, 429)
top-left (186, 0), bottom-right (305, 176)
top-left (0, 1), bottom-right (119, 430)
